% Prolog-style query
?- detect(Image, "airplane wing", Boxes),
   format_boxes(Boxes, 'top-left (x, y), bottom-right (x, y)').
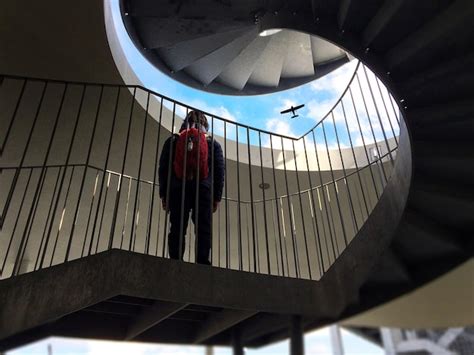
top-left (280, 108), bottom-right (292, 114)
top-left (294, 104), bottom-right (305, 110)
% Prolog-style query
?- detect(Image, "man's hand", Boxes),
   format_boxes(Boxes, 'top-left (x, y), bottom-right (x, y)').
top-left (161, 199), bottom-right (167, 211)
top-left (213, 201), bottom-right (220, 213)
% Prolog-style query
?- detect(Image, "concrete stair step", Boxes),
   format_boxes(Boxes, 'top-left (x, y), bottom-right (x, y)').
top-left (413, 142), bottom-right (474, 185)
top-left (386, 0), bottom-right (474, 74)
top-left (132, 17), bottom-right (252, 50)
top-left (184, 28), bottom-right (258, 86)
top-left (338, 0), bottom-right (384, 33)
top-left (216, 36), bottom-right (272, 91)
top-left (408, 100), bottom-right (474, 128)
top-left (156, 27), bottom-right (254, 72)
top-left (397, 51), bottom-right (474, 108)
top-left (412, 120), bottom-right (474, 141)
top-left (362, 0), bottom-right (452, 53)
top-left (393, 209), bottom-right (464, 265)
top-left (410, 180), bottom-right (474, 231)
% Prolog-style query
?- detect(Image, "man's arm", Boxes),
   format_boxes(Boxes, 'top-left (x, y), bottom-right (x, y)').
top-left (158, 137), bottom-right (173, 203)
top-left (212, 140), bottom-right (225, 209)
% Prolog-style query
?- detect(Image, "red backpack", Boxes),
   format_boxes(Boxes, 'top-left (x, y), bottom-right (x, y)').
top-left (173, 128), bottom-right (209, 180)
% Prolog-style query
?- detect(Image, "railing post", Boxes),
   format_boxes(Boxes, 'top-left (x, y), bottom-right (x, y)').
top-left (232, 327), bottom-right (244, 355)
top-left (290, 315), bottom-right (304, 355)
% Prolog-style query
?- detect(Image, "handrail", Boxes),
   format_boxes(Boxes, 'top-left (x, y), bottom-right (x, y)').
top-left (0, 61), bottom-right (363, 142)
top-left (0, 63), bottom-right (401, 281)
top-left (0, 146), bottom-right (395, 204)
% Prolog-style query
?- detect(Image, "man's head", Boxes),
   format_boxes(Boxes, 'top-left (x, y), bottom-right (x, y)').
top-left (181, 110), bottom-right (209, 132)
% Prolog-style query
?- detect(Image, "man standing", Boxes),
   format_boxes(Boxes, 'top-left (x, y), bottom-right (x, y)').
top-left (159, 110), bottom-right (224, 265)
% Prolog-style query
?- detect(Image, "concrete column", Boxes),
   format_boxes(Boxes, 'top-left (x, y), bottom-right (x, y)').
top-left (330, 325), bottom-right (344, 355)
top-left (380, 327), bottom-right (403, 355)
top-left (205, 346), bottom-right (214, 355)
top-left (290, 315), bottom-right (304, 355)
top-left (232, 327), bottom-right (244, 355)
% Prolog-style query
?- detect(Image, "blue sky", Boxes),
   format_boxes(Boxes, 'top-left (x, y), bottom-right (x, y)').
top-left (8, 327), bottom-right (383, 355)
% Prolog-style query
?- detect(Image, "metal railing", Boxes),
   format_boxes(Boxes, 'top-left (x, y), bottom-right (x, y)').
top-left (0, 62), bottom-right (401, 280)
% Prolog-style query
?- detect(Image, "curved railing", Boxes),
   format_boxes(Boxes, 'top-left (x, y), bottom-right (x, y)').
top-left (0, 62), bottom-right (401, 280)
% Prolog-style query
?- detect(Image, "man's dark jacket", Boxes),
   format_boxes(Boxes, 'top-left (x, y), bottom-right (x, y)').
top-left (158, 134), bottom-right (225, 202)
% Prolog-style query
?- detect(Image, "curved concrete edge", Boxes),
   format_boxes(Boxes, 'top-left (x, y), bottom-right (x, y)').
top-left (341, 258), bottom-right (474, 328)
top-left (319, 118), bottom-right (412, 317)
top-left (0, 249), bottom-right (334, 343)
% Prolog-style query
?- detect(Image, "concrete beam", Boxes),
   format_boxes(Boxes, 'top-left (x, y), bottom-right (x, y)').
top-left (125, 300), bottom-right (188, 340)
top-left (193, 309), bottom-right (257, 344)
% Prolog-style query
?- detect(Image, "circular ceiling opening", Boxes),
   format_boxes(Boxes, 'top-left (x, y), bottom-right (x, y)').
top-left (120, 0), bottom-right (350, 96)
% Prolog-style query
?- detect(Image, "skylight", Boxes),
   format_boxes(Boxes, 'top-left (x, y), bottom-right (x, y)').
top-left (106, 0), bottom-right (357, 137)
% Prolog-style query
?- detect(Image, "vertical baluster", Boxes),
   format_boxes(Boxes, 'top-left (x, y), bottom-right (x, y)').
top-left (108, 87), bottom-right (137, 250)
top-left (331, 110), bottom-right (358, 234)
top-left (162, 103), bottom-right (177, 258)
top-left (258, 132), bottom-right (271, 274)
top-left (224, 121), bottom-right (229, 268)
top-left (269, 135), bottom-right (285, 276)
top-left (355, 72), bottom-right (388, 183)
top-left (291, 140), bottom-right (311, 279)
top-left (63, 84), bottom-right (97, 262)
top-left (193, 113), bottom-right (203, 264)
top-left (246, 128), bottom-right (257, 272)
top-left (81, 170), bottom-right (100, 257)
top-left (1, 169), bottom-right (33, 276)
top-left (178, 109), bottom-right (190, 261)
top-left (375, 77), bottom-right (398, 146)
top-left (147, 97), bottom-right (163, 255)
top-left (348, 86), bottom-right (380, 210)
top-left (321, 119), bottom-right (348, 249)
top-left (210, 116), bottom-right (215, 265)
top-left (14, 83), bottom-right (68, 275)
top-left (281, 137), bottom-right (299, 278)
top-left (235, 125), bottom-right (243, 271)
top-left (49, 166), bottom-right (75, 266)
top-left (34, 166), bottom-right (62, 270)
top-left (94, 172), bottom-right (111, 254)
top-left (88, 86), bottom-right (120, 255)
top-left (130, 91), bottom-right (151, 251)
top-left (362, 66), bottom-right (394, 165)
top-left (340, 98), bottom-right (370, 219)
top-left (86, 85), bottom-right (114, 256)
top-left (0, 79), bottom-right (27, 156)
top-left (1, 81), bottom-right (46, 229)
top-left (302, 136), bottom-right (324, 277)
top-left (119, 178), bottom-right (133, 249)
top-left (311, 129), bottom-right (337, 262)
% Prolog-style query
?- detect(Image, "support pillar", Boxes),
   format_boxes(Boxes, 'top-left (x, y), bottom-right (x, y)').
top-left (381, 327), bottom-right (403, 355)
top-left (232, 327), bottom-right (244, 355)
top-left (330, 325), bottom-right (344, 355)
top-left (290, 315), bottom-right (304, 355)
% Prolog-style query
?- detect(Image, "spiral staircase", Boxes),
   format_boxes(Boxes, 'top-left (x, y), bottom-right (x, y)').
top-left (121, 0), bottom-right (351, 95)
top-left (0, 0), bottom-right (473, 353)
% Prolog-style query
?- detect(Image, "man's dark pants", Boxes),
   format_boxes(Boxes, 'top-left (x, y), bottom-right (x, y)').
top-left (167, 180), bottom-right (212, 265)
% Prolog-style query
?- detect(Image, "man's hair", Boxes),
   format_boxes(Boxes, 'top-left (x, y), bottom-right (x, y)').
top-left (185, 110), bottom-right (209, 131)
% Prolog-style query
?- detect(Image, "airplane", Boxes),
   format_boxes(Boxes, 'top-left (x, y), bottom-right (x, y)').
top-left (280, 104), bottom-right (305, 118)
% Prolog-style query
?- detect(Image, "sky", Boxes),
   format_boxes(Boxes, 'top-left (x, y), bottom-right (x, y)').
top-left (6, 2), bottom-right (390, 354)
top-left (8, 327), bottom-right (384, 355)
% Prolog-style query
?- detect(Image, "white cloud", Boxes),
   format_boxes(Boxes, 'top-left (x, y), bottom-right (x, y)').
top-left (310, 60), bottom-right (358, 96)
top-left (266, 118), bottom-right (297, 138)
